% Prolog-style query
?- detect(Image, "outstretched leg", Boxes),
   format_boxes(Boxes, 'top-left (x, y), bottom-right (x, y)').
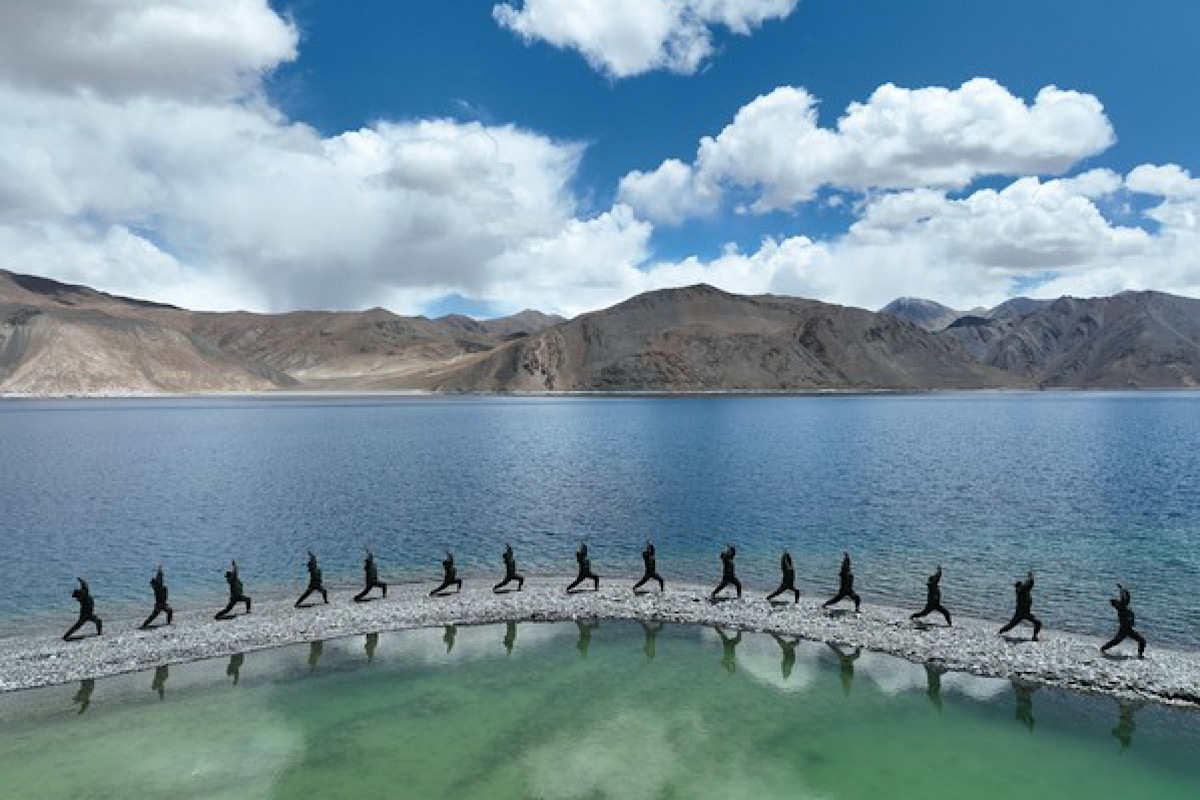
top-left (1130, 629), bottom-right (1147, 657)
top-left (711, 578), bottom-right (731, 598)
top-left (63, 617), bottom-right (86, 641)
top-left (937, 604), bottom-right (952, 625)
top-left (590, 574), bottom-right (600, 590)
top-left (654, 574), bottom-right (664, 591)
top-left (295, 587), bottom-right (316, 608)
top-left (214, 600), bottom-right (237, 620)
top-left (766, 585), bottom-right (784, 602)
top-left (142, 607), bottom-right (162, 629)
top-left (1029, 614), bottom-right (1041, 641)
top-left (850, 590), bottom-right (860, 612)
top-left (243, 596), bottom-right (252, 614)
top-left (632, 575), bottom-right (650, 592)
top-left (566, 575), bottom-right (585, 593)
top-left (998, 614), bottom-right (1020, 635)
top-left (1101, 631), bottom-right (1127, 652)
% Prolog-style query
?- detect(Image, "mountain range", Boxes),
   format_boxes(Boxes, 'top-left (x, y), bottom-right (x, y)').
top-left (3, 268), bottom-right (1199, 394)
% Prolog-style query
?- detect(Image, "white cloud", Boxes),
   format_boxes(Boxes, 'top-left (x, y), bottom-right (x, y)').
top-left (493, 0), bottom-right (800, 79)
top-left (0, 0), bottom-right (298, 101)
top-left (620, 79), bottom-right (1116, 222)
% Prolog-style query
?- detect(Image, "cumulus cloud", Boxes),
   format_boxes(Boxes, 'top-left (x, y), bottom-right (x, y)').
top-left (0, 0), bottom-right (298, 101)
top-left (620, 79), bottom-right (1115, 222)
top-left (493, 0), bottom-right (800, 79)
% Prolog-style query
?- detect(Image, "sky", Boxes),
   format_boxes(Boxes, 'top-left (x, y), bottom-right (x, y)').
top-left (1, 1), bottom-right (1199, 318)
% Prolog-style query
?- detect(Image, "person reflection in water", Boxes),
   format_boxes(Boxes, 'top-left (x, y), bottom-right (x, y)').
top-left (567, 541), bottom-right (600, 593)
top-left (1012, 680), bottom-right (1037, 732)
top-left (74, 678), bottom-right (95, 714)
top-left (576, 618), bottom-right (598, 657)
top-left (151, 665), bottom-right (169, 701)
top-left (308, 640), bottom-right (323, 672)
top-left (925, 663), bottom-right (946, 712)
top-left (827, 642), bottom-right (861, 696)
top-left (430, 551), bottom-right (463, 596)
top-left (141, 566), bottom-right (174, 629)
top-left (770, 632), bottom-right (800, 681)
top-left (295, 551), bottom-right (328, 607)
top-left (364, 632), bottom-right (379, 663)
top-left (64, 578), bottom-right (102, 640)
top-left (214, 561), bottom-right (252, 620)
top-left (494, 544), bottom-right (525, 593)
top-left (443, 624), bottom-right (457, 654)
top-left (503, 622), bottom-right (517, 656)
top-left (640, 620), bottom-right (663, 662)
top-left (227, 653), bottom-right (244, 686)
top-left (632, 540), bottom-right (665, 593)
top-left (1111, 699), bottom-right (1143, 753)
top-left (354, 550), bottom-right (387, 602)
top-left (716, 627), bottom-right (741, 675)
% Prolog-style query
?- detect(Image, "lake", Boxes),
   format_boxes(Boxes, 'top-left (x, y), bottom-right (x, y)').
top-left (1, 621), bottom-right (1197, 799)
top-left (2, 393), bottom-right (1198, 645)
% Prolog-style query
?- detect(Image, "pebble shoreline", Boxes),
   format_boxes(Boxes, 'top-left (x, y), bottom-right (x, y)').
top-left (2, 576), bottom-right (1197, 707)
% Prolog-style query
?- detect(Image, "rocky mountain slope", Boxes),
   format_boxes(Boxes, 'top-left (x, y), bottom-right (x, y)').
top-left (879, 297), bottom-right (965, 332)
top-left (938, 291), bottom-right (1200, 387)
top-left (427, 285), bottom-right (1018, 392)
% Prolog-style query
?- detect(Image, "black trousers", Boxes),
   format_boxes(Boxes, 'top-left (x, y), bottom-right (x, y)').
top-left (494, 571), bottom-right (525, 592)
top-left (354, 580), bottom-right (387, 601)
top-left (911, 602), bottom-right (951, 625)
top-left (998, 610), bottom-right (1041, 638)
top-left (64, 613), bottom-right (102, 640)
top-left (632, 570), bottom-right (664, 592)
top-left (711, 576), bottom-right (742, 598)
top-left (823, 588), bottom-right (860, 610)
top-left (142, 602), bottom-right (174, 628)
top-left (766, 577), bottom-right (798, 602)
top-left (430, 576), bottom-right (463, 596)
top-left (215, 594), bottom-right (251, 619)
top-left (567, 569), bottom-right (599, 592)
top-left (295, 584), bottom-right (328, 607)
top-left (1102, 626), bottom-right (1146, 655)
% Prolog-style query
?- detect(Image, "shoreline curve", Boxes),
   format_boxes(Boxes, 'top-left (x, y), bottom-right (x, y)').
top-left (2, 577), bottom-right (1198, 707)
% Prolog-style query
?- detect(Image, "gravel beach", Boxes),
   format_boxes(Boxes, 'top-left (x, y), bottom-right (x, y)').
top-left (3, 576), bottom-right (1197, 707)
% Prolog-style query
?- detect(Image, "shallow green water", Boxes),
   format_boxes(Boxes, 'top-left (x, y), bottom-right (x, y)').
top-left (1, 622), bottom-right (1198, 799)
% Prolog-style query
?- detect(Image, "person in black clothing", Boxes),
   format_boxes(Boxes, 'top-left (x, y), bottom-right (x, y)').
top-left (711, 545), bottom-right (742, 599)
top-left (64, 578), bottom-right (102, 640)
top-left (214, 561), bottom-right (251, 619)
top-left (998, 571), bottom-right (1041, 640)
top-left (766, 551), bottom-right (799, 603)
top-left (493, 544), bottom-right (524, 593)
top-left (822, 552), bottom-right (861, 612)
top-left (566, 541), bottom-right (600, 593)
top-left (632, 540), bottom-right (665, 593)
top-left (1101, 584), bottom-right (1146, 658)
top-left (430, 551), bottom-right (463, 596)
top-left (354, 550), bottom-right (387, 602)
top-left (141, 566), bottom-right (174, 628)
top-left (295, 551), bottom-right (328, 607)
top-left (910, 565), bottom-right (952, 626)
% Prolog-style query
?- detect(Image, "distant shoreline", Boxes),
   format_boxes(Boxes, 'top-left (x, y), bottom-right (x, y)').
top-left (3, 577), bottom-right (1197, 707)
top-left (5, 387), bottom-right (1199, 401)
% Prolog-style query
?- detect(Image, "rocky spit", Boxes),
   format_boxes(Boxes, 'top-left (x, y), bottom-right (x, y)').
top-left (2, 577), bottom-right (1197, 707)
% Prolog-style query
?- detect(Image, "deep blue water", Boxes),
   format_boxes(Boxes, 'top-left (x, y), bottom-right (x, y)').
top-left (2, 394), bottom-right (1199, 646)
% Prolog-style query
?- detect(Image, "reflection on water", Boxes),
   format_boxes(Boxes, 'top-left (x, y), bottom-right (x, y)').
top-left (1, 622), bottom-right (1199, 799)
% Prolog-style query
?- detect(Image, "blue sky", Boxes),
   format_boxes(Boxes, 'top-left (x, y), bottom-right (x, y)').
top-left (1, 1), bottom-right (1198, 316)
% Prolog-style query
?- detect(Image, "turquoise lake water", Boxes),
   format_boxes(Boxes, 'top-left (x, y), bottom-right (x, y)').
top-left (1, 622), bottom-right (1197, 799)
top-left (2, 393), bottom-right (1199, 644)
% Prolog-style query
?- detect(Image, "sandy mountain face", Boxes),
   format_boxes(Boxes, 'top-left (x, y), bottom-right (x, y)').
top-left (936, 292), bottom-right (1200, 387)
top-left (5, 269), bottom-right (1200, 393)
top-left (426, 285), bottom-right (1018, 392)
top-left (0, 270), bottom-right (557, 393)
top-left (879, 298), bottom-right (964, 332)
